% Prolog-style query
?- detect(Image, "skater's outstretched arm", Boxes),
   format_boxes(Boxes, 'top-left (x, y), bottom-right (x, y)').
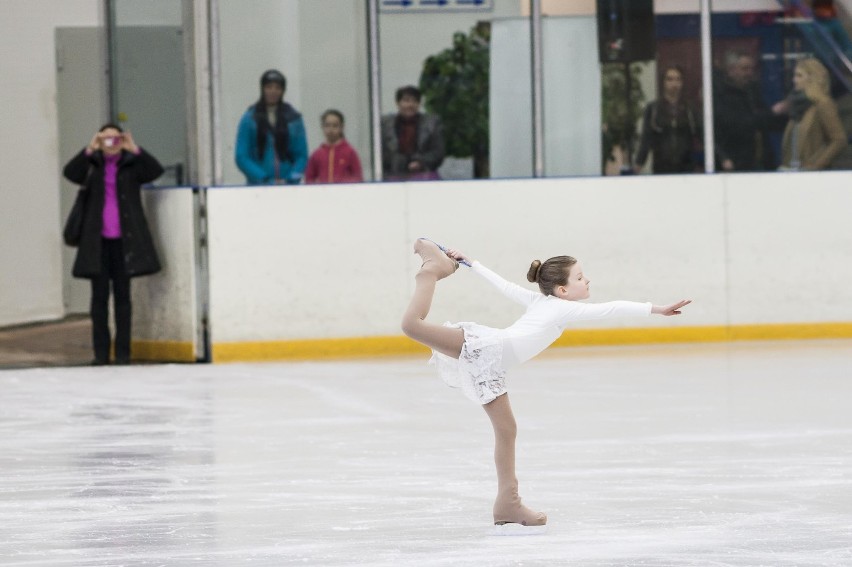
top-left (552, 298), bottom-right (692, 324)
top-left (445, 248), bottom-right (539, 307)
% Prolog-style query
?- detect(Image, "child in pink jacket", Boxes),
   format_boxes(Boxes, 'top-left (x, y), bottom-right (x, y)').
top-left (305, 110), bottom-right (364, 184)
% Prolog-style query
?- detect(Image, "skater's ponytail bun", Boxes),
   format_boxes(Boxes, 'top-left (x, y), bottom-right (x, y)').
top-left (529, 256), bottom-right (578, 296)
top-left (527, 260), bottom-right (542, 283)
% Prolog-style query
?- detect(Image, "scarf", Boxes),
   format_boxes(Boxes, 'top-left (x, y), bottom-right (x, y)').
top-left (788, 89), bottom-right (813, 122)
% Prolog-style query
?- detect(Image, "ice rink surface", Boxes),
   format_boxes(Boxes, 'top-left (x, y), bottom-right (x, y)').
top-left (1, 340), bottom-right (851, 567)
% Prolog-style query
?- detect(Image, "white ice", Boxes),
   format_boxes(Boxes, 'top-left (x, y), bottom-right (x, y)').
top-left (1, 340), bottom-right (851, 566)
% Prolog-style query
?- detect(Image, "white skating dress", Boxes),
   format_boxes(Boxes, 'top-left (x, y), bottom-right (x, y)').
top-left (430, 261), bottom-right (652, 404)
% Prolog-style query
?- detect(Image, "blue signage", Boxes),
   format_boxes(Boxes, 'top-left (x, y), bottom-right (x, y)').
top-left (381, 0), bottom-right (492, 12)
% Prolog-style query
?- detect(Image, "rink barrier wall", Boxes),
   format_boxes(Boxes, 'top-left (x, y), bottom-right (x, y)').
top-left (132, 340), bottom-right (196, 362)
top-left (204, 322), bottom-right (852, 362)
top-left (130, 172), bottom-right (852, 362)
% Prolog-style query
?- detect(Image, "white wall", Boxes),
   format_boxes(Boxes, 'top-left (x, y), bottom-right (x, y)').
top-left (133, 189), bottom-right (198, 348)
top-left (0, 0), bottom-right (101, 327)
top-left (201, 172), bottom-right (852, 348)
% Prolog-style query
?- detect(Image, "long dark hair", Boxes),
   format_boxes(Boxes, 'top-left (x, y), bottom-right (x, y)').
top-left (253, 100), bottom-right (292, 162)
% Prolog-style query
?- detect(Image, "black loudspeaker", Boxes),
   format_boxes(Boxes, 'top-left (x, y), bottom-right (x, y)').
top-left (596, 0), bottom-right (656, 63)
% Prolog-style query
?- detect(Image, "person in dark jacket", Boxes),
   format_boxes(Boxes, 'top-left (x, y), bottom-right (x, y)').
top-left (713, 51), bottom-right (786, 171)
top-left (63, 123), bottom-right (163, 365)
top-left (381, 85), bottom-right (445, 181)
top-left (634, 66), bottom-right (701, 174)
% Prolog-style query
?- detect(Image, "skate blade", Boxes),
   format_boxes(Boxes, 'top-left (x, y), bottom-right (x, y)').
top-left (492, 523), bottom-right (548, 536)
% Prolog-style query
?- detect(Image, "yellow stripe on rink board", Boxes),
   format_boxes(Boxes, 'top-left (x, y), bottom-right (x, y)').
top-left (547, 323), bottom-right (852, 347)
top-left (131, 340), bottom-right (196, 362)
top-left (209, 322), bottom-right (852, 362)
top-left (212, 336), bottom-right (431, 362)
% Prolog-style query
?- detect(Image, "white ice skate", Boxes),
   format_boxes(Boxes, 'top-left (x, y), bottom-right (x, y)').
top-left (492, 521), bottom-right (548, 536)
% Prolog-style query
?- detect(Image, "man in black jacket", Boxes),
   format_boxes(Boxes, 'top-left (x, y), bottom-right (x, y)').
top-left (713, 50), bottom-right (786, 171)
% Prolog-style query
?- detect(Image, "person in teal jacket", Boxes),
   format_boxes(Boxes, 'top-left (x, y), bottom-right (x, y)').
top-left (235, 69), bottom-right (308, 185)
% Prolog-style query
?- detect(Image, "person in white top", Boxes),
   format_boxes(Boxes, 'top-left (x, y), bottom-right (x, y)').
top-left (401, 238), bottom-right (691, 533)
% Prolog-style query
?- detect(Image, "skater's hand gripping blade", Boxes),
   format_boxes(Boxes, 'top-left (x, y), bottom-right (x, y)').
top-left (492, 523), bottom-right (548, 536)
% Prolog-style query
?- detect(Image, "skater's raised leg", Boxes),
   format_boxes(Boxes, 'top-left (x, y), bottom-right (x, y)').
top-left (483, 393), bottom-right (547, 528)
top-left (401, 239), bottom-right (464, 359)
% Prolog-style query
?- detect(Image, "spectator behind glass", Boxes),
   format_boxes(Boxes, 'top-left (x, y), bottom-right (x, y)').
top-left (62, 123), bottom-right (164, 365)
top-left (305, 110), bottom-right (364, 184)
top-left (778, 58), bottom-right (847, 170)
top-left (714, 51), bottom-right (786, 171)
top-left (235, 69), bottom-right (308, 185)
top-left (381, 85), bottom-right (445, 181)
top-left (634, 66), bottom-right (701, 174)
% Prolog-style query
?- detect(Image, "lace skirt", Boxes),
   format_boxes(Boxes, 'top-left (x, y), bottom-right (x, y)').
top-left (429, 321), bottom-right (507, 405)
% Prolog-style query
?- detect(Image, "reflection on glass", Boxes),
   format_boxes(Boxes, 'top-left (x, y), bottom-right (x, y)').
top-left (775, 0), bottom-right (852, 170)
top-left (380, 0), bottom-right (525, 181)
top-left (778, 57), bottom-right (847, 170)
top-left (633, 64), bottom-right (702, 174)
top-left (639, 9), bottom-right (707, 176)
top-left (708, 4), bottom-right (852, 173)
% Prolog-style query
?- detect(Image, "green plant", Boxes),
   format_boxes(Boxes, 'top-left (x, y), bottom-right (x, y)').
top-left (419, 22), bottom-right (490, 178)
top-left (601, 62), bottom-right (646, 171)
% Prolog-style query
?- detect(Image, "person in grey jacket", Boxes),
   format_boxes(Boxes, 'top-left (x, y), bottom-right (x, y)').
top-left (381, 85), bottom-right (445, 181)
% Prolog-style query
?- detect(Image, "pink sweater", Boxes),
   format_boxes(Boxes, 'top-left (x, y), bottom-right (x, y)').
top-left (102, 153), bottom-right (122, 238)
top-left (305, 139), bottom-right (364, 184)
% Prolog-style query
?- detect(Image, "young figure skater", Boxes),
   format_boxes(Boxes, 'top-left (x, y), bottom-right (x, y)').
top-left (401, 239), bottom-right (691, 533)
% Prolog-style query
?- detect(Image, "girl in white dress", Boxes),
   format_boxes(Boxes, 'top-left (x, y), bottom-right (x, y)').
top-left (401, 238), bottom-right (691, 532)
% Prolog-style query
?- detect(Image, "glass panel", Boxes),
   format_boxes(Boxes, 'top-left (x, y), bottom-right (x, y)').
top-left (580, 0), bottom-right (704, 175)
top-left (379, 0), bottom-right (529, 181)
top-left (643, 3), bottom-right (705, 175)
top-left (540, 3), bottom-right (608, 177)
top-left (110, 0), bottom-right (187, 186)
top-left (711, 4), bottom-right (789, 173)
top-left (552, 1), bottom-right (705, 178)
top-left (217, 0), bottom-right (371, 186)
top-left (711, 1), bottom-right (852, 172)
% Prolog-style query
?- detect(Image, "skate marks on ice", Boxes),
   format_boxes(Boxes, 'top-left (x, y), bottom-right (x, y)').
top-left (0, 341), bottom-right (851, 565)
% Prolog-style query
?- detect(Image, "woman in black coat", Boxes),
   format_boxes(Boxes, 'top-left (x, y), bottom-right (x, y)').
top-left (63, 123), bottom-right (163, 365)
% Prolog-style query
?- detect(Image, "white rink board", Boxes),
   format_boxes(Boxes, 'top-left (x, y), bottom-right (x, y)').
top-left (206, 184), bottom-right (410, 342)
top-left (724, 172), bottom-right (852, 325)
top-left (132, 188), bottom-right (198, 347)
top-left (204, 172), bottom-right (852, 344)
